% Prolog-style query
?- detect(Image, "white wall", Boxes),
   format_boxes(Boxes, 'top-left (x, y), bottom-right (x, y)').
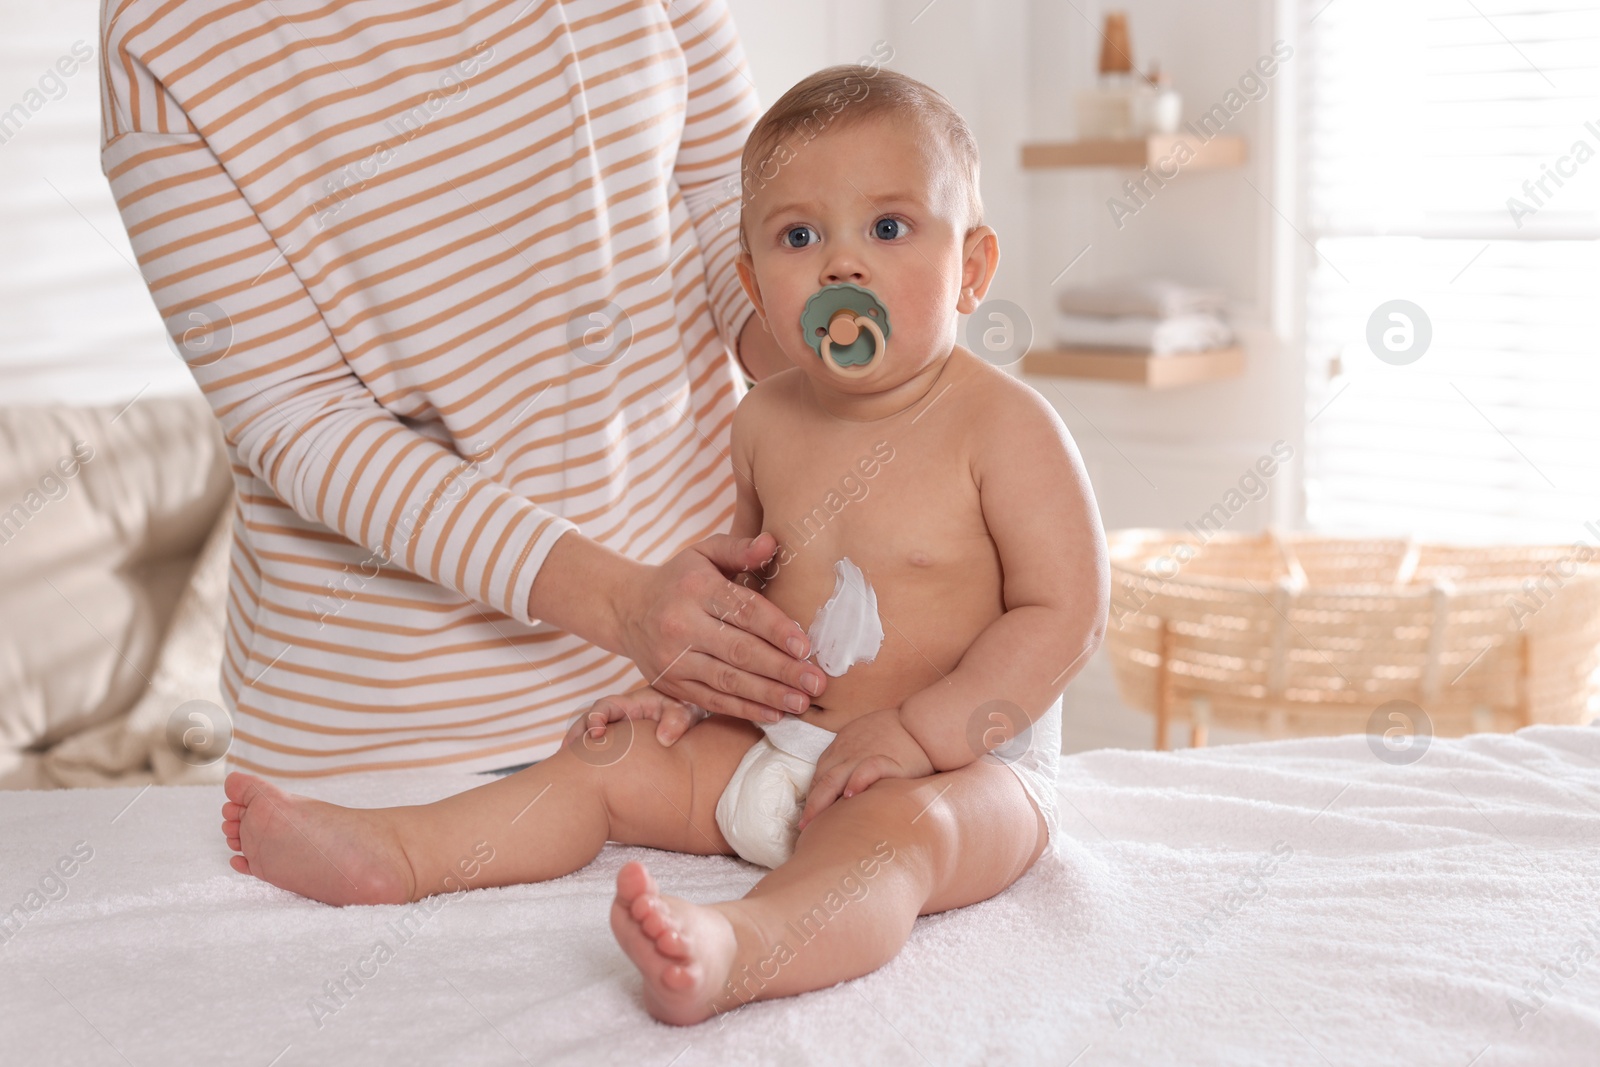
top-left (724, 1), bottom-right (891, 104)
top-left (0, 0), bottom-right (195, 404)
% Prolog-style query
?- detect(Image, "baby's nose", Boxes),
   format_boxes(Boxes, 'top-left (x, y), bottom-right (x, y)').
top-left (821, 252), bottom-right (868, 285)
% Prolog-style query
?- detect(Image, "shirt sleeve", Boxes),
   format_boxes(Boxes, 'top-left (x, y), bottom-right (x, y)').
top-left (666, 0), bottom-right (762, 357)
top-left (99, 23), bottom-right (578, 629)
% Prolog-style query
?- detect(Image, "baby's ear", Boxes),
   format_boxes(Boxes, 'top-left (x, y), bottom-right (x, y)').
top-left (735, 251), bottom-right (768, 324)
top-left (958, 225), bottom-right (1000, 314)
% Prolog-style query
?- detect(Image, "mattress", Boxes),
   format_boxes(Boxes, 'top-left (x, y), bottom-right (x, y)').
top-left (2, 726), bottom-right (1597, 1065)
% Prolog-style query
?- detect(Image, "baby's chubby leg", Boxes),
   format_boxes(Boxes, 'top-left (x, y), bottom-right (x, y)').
top-left (220, 710), bottom-right (762, 906)
top-left (610, 755), bottom-right (1049, 1024)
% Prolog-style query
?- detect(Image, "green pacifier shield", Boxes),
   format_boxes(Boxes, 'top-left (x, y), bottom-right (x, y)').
top-left (800, 284), bottom-right (892, 368)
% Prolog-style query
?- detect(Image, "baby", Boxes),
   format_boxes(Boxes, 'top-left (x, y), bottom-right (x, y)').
top-left (219, 65), bottom-right (1108, 1026)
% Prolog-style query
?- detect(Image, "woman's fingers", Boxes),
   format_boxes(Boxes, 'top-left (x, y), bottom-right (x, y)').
top-left (656, 667), bottom-right (792, 725)
top-left (695, 534), bottom-right (818, 661)
top-left (672, 648), bottom-right (812, 724)
top-left (694, 530), bottom-right (780, 578)
top-left (699, 587), bottom-right (826, 712)
top-left (618, 532), bottom-right (828, 721)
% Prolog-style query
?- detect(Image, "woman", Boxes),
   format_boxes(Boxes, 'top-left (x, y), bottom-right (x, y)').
top-left (99, 0), bottom-right (822, 777)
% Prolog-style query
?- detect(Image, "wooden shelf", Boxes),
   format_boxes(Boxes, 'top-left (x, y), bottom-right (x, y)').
top-left (1022, 346), bottom-right (1245, 389)
top-left (1021, 134), bottom-right (1247, 170)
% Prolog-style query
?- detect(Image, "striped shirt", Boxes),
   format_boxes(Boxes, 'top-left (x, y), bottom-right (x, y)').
top-left (99, 0), bottom-right (759, 778)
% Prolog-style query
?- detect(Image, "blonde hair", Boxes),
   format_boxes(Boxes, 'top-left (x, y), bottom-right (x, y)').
top-left (738, 65), bottom-right (983, 251)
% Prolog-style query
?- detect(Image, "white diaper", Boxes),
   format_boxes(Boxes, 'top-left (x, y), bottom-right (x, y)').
top-left (714, 698), bottom-right (1065, 869)
top-left (996, 695), bottom-right (1063, 858)
top-left (715, 716), bottom-right (837, 869)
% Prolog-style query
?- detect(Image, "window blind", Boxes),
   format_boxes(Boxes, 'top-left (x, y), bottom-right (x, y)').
top-left (1301, 0), bottom-right (1600, 542)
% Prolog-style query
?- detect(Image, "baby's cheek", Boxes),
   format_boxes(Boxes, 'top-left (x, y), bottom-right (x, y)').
top-left (896, 291), bottom-right (953, 342)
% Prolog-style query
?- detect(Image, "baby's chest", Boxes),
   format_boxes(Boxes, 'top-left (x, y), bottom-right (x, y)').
top-left (751, 437), bottom-right (997, 607)
top-left (763, 427), bottom-right (977, 530)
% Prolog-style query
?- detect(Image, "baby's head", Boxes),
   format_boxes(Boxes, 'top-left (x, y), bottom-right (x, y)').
top-left (734, 66), bottom-right (999, 392)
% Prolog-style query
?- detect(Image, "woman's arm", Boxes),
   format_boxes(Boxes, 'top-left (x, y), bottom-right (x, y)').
top-left (736, 314), bottom-right (793, 382)
top-left (99, 50), bottom-right (572, 633)
top-left (553, 379), bottom-right (826, 720)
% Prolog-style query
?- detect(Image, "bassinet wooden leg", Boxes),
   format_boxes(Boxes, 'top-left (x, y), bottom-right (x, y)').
top-left (1155, 621), bottom-right (1172, 751)
top-left (1516, 631), bottom-right (1532, 729)
top-left (1190, 696), bottom-right (1211, 748)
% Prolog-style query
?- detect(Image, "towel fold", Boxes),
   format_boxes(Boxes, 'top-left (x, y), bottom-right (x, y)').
top-left (1055, 276), bottom-right (1227, 318)
top-left (1053, 310), bottom-right (1234, 355)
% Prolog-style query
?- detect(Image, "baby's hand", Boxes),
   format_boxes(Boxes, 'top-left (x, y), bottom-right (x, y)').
top-left (565, 686), bottom-right (710, 749)
top-left (797, 709), bottom-right (934, 830)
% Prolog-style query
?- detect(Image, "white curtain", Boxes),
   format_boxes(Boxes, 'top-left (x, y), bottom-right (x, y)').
top-left (1300, 0), bottom-right (1600, 541)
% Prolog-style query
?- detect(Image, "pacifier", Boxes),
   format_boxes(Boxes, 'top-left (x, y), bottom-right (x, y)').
top-left (800, 283), bottom-right (892, 379)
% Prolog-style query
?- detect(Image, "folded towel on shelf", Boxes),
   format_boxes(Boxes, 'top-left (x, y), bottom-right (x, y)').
top-left (1055, 277), bottom-right (1228, 319)
top-left (1053, 310), bottom-right (1234, 355)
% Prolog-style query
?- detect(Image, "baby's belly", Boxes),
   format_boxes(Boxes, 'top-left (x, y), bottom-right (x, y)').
top-left (756, 542), bottom-right (1005, 733)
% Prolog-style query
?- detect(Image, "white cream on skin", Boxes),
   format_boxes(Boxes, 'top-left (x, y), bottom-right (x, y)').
top-left (805, 557), bottom-right (885, 677)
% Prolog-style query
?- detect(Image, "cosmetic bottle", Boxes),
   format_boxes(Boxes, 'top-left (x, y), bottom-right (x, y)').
top-left (1075, 12), bottom-right (1137, 139)
top-left (1140, 63), bottom-right (1183, 134)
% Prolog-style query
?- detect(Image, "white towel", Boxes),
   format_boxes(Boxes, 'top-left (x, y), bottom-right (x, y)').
top-left (1054, 310), bottom-right (1234, 354)
top-left (2, 726), bottom-right (1597, 1064)
top-left (1056, 277), bottom-right (1228, 319)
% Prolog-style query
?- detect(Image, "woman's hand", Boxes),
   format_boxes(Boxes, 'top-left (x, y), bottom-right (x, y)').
top-left (565, 686), bottom-right (709, 749)
top-left (797, 709), bottom-right (935, 830)
top-left (614, 532), bottom-right (827, 725)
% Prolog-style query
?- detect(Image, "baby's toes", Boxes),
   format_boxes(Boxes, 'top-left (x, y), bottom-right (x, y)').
top-left (655, 927), bottom-right (688, 958)
top-left (222, 802), bottom-right (244, 821)
top-left (229, 855), bottom-right (251, 875)
top-left (635, 900), bottom-right (690, 956)
top-left (630, 892), bottom-right (667, 931)
top-left (660, 961), bottom-right (698, 991)
top-left (616, 860), bottom-right (658, 904)
top-left (224, 770), bottom-right (259, 805)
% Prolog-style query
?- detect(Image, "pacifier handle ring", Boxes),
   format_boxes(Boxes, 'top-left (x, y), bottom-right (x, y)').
top-left (818, 315), bottom-right (885, 380)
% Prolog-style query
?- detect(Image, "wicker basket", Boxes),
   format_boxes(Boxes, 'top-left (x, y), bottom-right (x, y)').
top-left (1104, 529), bottom-right (1600, 748)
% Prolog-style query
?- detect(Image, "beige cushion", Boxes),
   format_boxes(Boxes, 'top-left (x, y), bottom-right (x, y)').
top-left (0, 395), bottom-right (230, 788)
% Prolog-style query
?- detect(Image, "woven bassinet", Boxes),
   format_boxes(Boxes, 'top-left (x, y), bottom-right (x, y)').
top-left (1105, 529), bottom-right (1600, 748)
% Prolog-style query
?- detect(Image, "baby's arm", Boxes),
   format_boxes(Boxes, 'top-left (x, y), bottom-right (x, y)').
top-left (897, 381), bottom-right (1109, 769)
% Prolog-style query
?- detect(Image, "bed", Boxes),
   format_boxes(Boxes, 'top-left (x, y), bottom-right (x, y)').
top-left (3, 725), bottom-right (1597, 1066)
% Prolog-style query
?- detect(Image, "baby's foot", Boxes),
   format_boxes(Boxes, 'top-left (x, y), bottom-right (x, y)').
top-left (610, 860), bottom-right (739, 1025)
top-left (221, 771), bottom-right (415, 906)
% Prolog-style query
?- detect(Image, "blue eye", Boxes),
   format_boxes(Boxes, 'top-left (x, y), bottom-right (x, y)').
top-left (873, 217), bottom-right (906, 241)
top-left (783, 225), bottom-right (818, 248)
